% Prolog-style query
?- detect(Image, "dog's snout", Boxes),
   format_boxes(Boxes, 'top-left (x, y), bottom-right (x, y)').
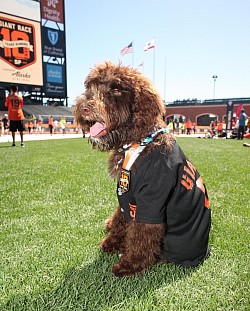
top-left (81, 106), bottom-right (91, 116)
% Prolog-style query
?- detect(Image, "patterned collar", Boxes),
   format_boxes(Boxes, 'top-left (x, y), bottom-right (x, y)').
top-left (117, 128), bottom-right (169, 153)
top-left (118, 128), bottom-right (169, 171)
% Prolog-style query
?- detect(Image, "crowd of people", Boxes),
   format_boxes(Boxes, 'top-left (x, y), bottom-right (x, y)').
top-left (1, 85), bottom-right (250, 146)
top-left (165, 118), bottom-right (197, 135)
top-left (0, 114), bottom-right (75, 136)
top-left (165, 111), bottom-right (250, 140)
top-left (0, 85), bottom-right (82, 144)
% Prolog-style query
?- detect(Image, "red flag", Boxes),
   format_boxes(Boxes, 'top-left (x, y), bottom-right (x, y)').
top-left (236, 104), bottom-right (243, 118)
top-left (144, 39), bottom-right (155, 51)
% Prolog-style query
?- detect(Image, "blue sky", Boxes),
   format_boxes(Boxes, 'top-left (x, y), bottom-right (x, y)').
top-left (64, 0), bottom-right (250, 105)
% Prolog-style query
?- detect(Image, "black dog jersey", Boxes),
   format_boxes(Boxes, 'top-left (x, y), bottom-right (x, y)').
top-left (117, 142), bottom-right (211, 267)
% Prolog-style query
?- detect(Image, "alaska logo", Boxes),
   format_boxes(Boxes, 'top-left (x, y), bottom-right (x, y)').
top-left (0, 16), bottom-right (35, 69)
top-left (48, 30), bottom-right (58, 45)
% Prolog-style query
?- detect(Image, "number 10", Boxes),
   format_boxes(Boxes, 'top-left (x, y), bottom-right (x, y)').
top-left (1, 28), bottom-right (30, 60)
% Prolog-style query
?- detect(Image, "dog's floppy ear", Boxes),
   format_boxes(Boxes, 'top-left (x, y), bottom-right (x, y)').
top-left (74, 93), bottom-right (88, 128)
top-left (132, 78), bottom-right (165, 128)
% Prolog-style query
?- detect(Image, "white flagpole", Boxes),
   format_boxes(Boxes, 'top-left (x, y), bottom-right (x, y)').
top-left (164, 56), bottom-right (166, 102)
top-left (153, 37), bottom-right (156, 83)
top-left (138, 62), bottom-right (144, 72)
top-left (132, 40), bottom-right (134, 68)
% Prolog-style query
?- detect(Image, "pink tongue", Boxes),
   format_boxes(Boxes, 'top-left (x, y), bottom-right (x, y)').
top-left (90, 122), bottom-right (107, 137)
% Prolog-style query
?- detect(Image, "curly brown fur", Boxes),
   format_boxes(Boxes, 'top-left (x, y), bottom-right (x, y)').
top-left (112, 222), bottom-right (165, 277)
top-left (74, 61), bottom-right (175, 177)
top-left (100, 207), bottom-right (127, 254)
top-left (74, 61), bottom-right (175, 276)
top-left (101, 207), bottom-right (165, 276)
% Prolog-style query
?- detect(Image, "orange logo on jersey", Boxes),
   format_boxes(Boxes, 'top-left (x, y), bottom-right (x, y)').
top-left (181, 160), bottom-right (196, 190)
top-left (119, 169), bottom-right (130, 193)
top-left (196, 176), bottom-right (210, 208)
top-left (181, 160), bottom-right (210, 208)
top-left (129, 203), bottom-right (137, 220)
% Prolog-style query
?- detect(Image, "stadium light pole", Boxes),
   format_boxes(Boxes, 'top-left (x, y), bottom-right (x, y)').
top-left (212, 75), bottom-right (218, 100)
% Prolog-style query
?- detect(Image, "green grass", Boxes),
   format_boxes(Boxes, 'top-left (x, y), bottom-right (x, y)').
top-left (0, 137), bottom-right (249, 311)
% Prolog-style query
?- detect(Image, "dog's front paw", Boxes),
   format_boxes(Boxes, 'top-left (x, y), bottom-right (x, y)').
top-left (104, 217), bottom-right (112, 231)
top-left (100, 236), bottom-right (121, 254)
top-left (112, 260), bottom-right (145, 277)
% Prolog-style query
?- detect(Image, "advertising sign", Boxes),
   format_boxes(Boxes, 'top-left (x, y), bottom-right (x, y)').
top-left (42, 27), bottom-right (65, 57)
top-left (41, 0), bottom-right (64, 23)
top-left (44, 62), bottom-right (66, 97)
top-left (0, 13), bottom-right (43, 85)
top-left (226, 100), bottom-right (234, 137)
top-left (0, 0), bottom-right (41, 22)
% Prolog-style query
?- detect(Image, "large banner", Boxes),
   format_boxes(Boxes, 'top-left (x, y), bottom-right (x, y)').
top-left (0, 13), bottom-right (43, 85)
top-left (41, 0), bottom-right (66, 98)
top-left (0, 0), bottom-right (67, 100)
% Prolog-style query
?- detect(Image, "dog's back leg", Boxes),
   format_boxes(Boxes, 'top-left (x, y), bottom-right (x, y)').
top-left (112, 222), bottom-right (165, 277)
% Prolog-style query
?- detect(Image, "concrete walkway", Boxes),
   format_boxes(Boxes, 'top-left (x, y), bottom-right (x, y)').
top-left (0, 132), bottom-right (204, 144)
top-left (0, 133), bottom-right (86, 143)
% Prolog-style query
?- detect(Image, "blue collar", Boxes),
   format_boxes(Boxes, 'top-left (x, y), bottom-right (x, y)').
top-left (118, 128), bottom-right (169, 153)
top-left (141, 128), bottom-right (169, 145)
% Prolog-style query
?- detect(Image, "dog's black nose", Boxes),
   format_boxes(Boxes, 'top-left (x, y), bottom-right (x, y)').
top-left (81, 106), bottom-right (91, 116)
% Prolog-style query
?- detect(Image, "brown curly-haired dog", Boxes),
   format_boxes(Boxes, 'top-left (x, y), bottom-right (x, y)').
top-left (74, 61), bottom-right (211, 277)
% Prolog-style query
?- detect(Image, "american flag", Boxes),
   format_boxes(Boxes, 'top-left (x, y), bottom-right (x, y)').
top-left (120, 42), bottom-right (133, 55)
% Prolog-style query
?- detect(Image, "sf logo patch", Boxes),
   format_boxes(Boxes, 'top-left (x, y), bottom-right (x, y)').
top-left (119, 169), bottom-right (130, 193)
top-left (0, 16), bottom-right (35, 69)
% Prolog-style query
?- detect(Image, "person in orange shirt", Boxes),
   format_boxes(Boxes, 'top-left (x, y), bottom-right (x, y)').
top-left (5, 85), bottom-right (25, 147)
top-left (27, 120), bottom-right (33, 134)
top-left (185, 119), bottom-right (192, 135)
top-left (217, 121), bottom-right (223, 137)
top-left (48, 115), bottom-right (53, 135)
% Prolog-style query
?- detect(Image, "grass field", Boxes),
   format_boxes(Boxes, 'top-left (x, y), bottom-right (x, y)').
top-left (0, 137), bottom-right (249, 311)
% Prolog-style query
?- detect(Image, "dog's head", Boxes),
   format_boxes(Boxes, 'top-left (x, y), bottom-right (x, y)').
top-left (74, 61), bottom-right (166, 150)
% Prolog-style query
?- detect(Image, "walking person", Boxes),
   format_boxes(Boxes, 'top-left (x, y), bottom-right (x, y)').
top-left (186, 119), bottom-right (192, 135)
top-left (5, 85), bottom-right (25, 147)
top-left (59, 116), bottom-right (67, 135)
top-left (181, 122), bottom-right (185, 134)
top-left (37, 119), bottom-right (43, 134)
top-left (237, 109), bottom-right (247, 140)
top-left (48, 115), bottom-right (53, 135)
